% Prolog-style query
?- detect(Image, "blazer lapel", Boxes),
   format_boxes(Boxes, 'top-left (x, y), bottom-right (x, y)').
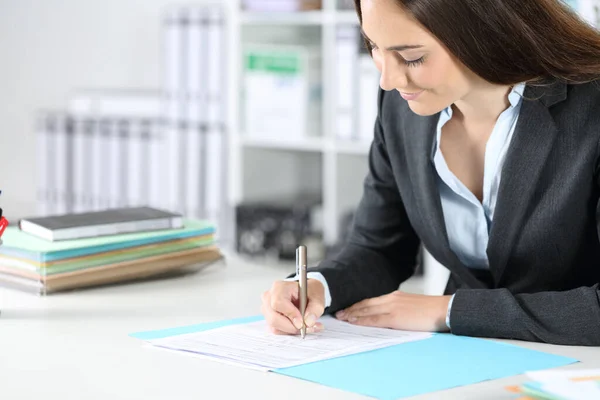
top-left (487, 82), bottom-right (567, 285)
top-left (405, 112), bottom-right (487, 289)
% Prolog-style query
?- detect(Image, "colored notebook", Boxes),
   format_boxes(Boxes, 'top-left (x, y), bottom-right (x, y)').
top-left (0, 234), bottom-right (214, 276)
top-left (0, 219), bottom-right (215, 262)
top-left (0, 246), bottom-right (222, 294)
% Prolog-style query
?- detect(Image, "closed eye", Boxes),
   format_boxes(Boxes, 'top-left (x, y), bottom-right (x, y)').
top-left (403, 56), bottom-right (425, 67)
top-left (366, 40), bottom-right (425, 67)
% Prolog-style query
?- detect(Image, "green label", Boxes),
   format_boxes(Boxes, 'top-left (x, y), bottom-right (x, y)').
top-left (246, 52), bottom-right (301, 74)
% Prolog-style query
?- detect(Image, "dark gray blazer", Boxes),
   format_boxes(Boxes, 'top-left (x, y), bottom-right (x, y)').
top-left (311, 79), bottom-right (600, 346)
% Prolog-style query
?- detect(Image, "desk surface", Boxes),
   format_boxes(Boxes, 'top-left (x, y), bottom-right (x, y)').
top-left (1, 253), bottom-right (598, 400)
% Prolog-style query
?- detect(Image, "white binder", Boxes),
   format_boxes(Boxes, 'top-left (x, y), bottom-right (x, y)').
top-left (54, 113), bottom-right (68, 215)
top-left (335, 25), bottom-right (359, 141)
top-left (72, 116), bottom-right (87, 213)
top-left (36, 113), bottom-right (51, 216)
top-left (185, 7), bottom-right (205, 219)
top-left (163, 6), bottom-right (187, 214)
top-left (205, 6), bottom-right (226, 227)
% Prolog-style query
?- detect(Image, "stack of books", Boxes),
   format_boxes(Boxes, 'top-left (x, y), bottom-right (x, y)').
top-left (506, 369), bottom-right (600, 399)
top-left (0, 207), bottom-right (221, 294)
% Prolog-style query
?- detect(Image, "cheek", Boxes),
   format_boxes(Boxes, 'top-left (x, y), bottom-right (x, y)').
top-left (414, 57), bottom-right (466, 100)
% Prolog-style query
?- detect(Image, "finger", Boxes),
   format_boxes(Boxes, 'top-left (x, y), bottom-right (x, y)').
top-left (268, 322), bottom-right (324, 336)
top-left (262, 291), bottom-right (300, 333)
top-left (345, 304), bottom-right (393, 319)
top-left (269, 326), bottom-right (291, 335)
top-left (263, 302), bottom-right (300, 334)
top-left (336, 295), bottom-right (390, 319)
top-left (270, 283), bottom-right (303, 327)
top-left (350, 314), bottom-right (391, 328)
top-left (304, 299), bottom-right (325, 328)
top-left (345, 294), bottom-right (390, 312)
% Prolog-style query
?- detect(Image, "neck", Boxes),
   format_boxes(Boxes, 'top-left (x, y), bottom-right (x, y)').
top-left (452, 81), bottom-right (513, 126)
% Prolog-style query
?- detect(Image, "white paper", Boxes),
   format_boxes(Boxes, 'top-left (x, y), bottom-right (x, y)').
top-left (149, 316), bottom-right (432, 370)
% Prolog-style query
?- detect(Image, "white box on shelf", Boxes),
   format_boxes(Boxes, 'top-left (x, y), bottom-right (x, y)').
top-left (242, 44), bottom-right (322, 140)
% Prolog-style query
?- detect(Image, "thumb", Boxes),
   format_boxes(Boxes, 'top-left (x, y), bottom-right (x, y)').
top-left (304, 279), bottom-right (326, 327)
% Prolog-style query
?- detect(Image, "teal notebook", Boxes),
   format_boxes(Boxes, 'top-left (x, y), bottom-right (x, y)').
top-left (130, 316), bottom-right (578, 400)
top-left (0, 219), bottom-right (215, 262)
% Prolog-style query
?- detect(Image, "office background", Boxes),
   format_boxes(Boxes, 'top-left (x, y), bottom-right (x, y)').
top-left (0, 0), bottom-right (598, 293)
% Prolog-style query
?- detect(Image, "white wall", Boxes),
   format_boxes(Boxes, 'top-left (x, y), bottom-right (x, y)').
top-left (0, 0), bottom-right (229, 219)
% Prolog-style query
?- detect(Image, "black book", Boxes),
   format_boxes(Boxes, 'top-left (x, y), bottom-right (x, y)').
top-left (18, 207), bottom-right (184, 242)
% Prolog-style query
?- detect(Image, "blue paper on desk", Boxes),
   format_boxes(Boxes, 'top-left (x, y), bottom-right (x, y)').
top-left (131, 317), bottom-right (577, 400)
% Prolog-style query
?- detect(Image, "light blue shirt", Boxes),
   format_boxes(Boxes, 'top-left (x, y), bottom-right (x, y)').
top-left (297, 83), bottom-right (526, 328)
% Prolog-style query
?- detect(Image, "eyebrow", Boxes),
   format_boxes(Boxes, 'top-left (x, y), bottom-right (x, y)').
top-left (386, 44), bottom-right (424, 51)
top-left (361, 29), bottom-right (423, 51)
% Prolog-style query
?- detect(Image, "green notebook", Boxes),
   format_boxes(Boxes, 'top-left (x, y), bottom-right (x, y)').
top-left (0, 236), bottom-right (215, 276)
top-left (0, 219), bottom-right (215, 262)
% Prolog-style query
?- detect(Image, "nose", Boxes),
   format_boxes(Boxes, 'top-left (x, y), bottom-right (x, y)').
top-left (377, 52), bottom-right (408, 91)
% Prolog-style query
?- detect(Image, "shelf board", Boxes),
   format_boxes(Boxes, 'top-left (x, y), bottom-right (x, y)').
top-left (241, 10), bottom-right (326, 25)
top-left (240, 10), bottom-right (359, 26)
top-left (241, 135), bottom-right (325, 152)
top-left (334, 140), bottom-right (371, 155)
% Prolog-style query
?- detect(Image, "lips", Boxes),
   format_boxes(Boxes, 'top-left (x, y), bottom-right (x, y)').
top-left (400, 90), bottom-right (424, 101)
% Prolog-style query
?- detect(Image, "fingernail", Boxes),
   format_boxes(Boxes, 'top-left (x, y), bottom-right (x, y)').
top-left (336, 311), bottom-right (346, 319)
top-left (305, 313), bottom-right (316, 327)
top-left (348, 316), bottom-right (357, 322)
top-left (308, 323), bottom-right (323, 333)
top-left (293, 318), bottom-right (303, 329)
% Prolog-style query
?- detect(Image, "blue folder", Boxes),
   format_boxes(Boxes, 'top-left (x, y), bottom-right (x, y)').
top-left (131, 316), bottom-right (578, 400)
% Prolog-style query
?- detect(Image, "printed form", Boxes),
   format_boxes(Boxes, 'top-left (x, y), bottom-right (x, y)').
top-left (149, 316), bottom-right (432, 370)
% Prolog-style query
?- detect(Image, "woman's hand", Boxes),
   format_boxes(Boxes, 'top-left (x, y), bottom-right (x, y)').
top-left (261, 279), bottom-right (326, 335)
top-left (335, 291), bottom-right (452, 332)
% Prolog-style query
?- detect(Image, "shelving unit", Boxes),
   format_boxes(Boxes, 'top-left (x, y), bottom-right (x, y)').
top-left (223, 0), bottom-right (446, 295)
top-left (226, 0), bottom-right (368, 246)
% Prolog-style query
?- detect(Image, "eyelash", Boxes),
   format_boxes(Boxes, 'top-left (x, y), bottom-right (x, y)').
top-left (368, 42), bottom-right (425, 67)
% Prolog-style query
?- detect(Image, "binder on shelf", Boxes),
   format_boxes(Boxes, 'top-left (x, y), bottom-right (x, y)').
top-left (72, 117), bottom-right (86, 213)
top-left (334, 25), bottom-right (359, 141)
top-left (205, 6), bottom-right (227, 228)
top-left (185, 7), bottom-right (205, 220)
top-left (35, 113), bottom-right (51, 216)
top-left (55, 113), bottom-right (69, 215)
top-left (163, 6), bottom-right (187, 215)
top-left (33, 4), bottom-right (231, 247)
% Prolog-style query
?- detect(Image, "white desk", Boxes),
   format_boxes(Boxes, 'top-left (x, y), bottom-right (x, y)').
top-left (1, 253), bottom-right (598, 400)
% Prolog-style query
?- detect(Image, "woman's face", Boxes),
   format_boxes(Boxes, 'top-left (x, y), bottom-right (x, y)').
top-left (361, 0), bottom-right (477, 116)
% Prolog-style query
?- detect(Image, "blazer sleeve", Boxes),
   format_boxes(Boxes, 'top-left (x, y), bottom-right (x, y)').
top-left (449, 149), bottom-right (600, 346)
top-left (310, 90), bottom-right (421, 314)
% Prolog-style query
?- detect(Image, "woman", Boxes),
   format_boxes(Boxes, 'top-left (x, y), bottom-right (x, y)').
top-left (260, 0), bottom-right (600, 346)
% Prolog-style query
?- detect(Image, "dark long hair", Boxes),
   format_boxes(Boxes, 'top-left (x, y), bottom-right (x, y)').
top-left (354, 0), bottom-right (600, 84)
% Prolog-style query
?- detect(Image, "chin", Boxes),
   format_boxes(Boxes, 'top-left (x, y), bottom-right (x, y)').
top-left (406, 101), bottom-right (445, 116)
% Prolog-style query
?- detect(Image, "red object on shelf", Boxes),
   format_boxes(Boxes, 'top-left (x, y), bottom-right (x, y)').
top-left (0, 217), bottom-right (8, 238)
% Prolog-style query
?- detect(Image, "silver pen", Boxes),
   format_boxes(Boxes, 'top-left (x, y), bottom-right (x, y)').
top-left (296, 245), bottom-right (308, 339)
